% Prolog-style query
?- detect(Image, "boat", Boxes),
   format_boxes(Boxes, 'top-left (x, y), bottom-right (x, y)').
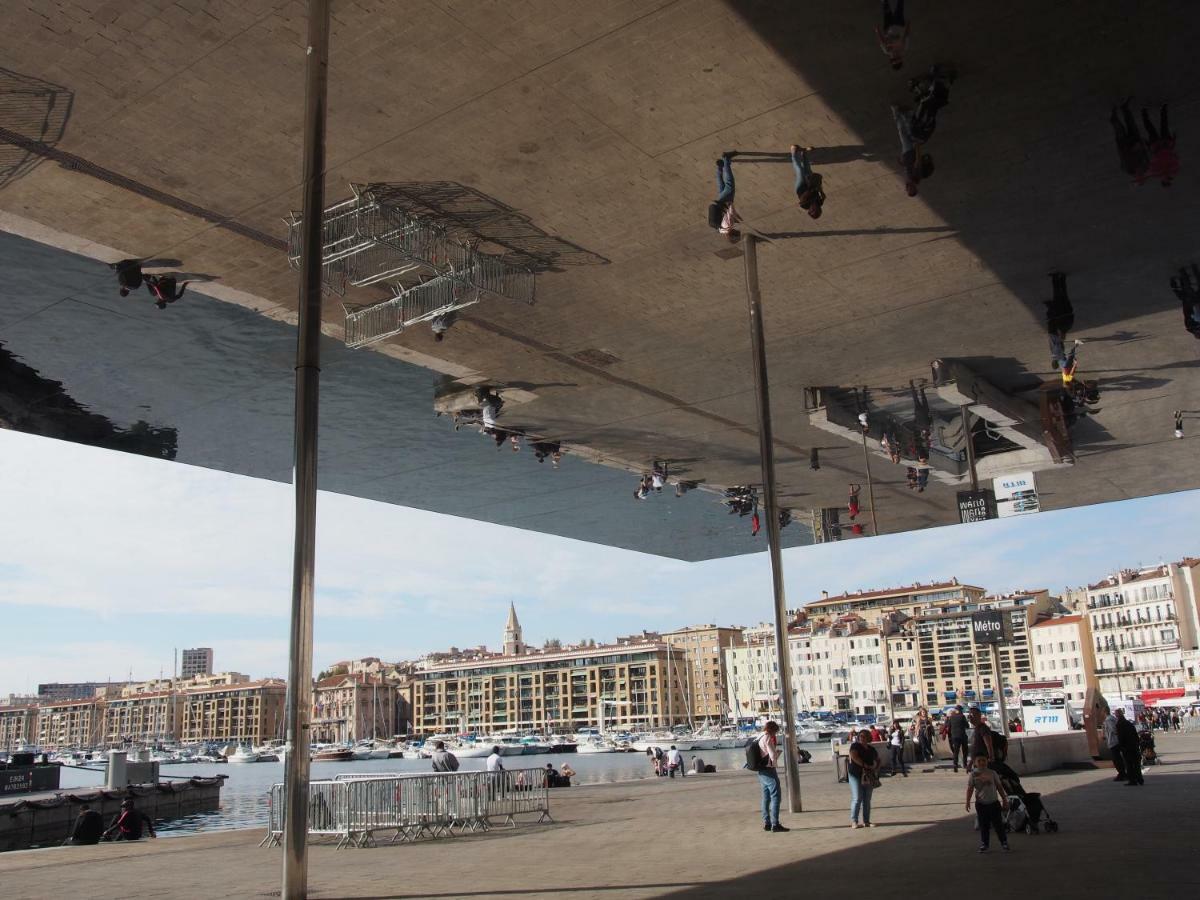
top-left (312, 746), bottom-right (354, 762)
top-left (575, 736), bottom-right (618, 754)
top-left (546, 734), bottom-right (578, 753)
top-left (227, 745), bottom-right (264, 763)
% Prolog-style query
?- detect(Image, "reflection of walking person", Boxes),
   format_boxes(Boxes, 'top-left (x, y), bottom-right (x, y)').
top-left (1136, 104), bottom-right (1179, 187)
top-left (965, 755), bottom-right (1009, 853)
top-left (847, 484), bottom-right (861, 520)
top-left (1176, 410), bottom-right (1185, 439)
top-left (790, 145), bottom-right (825, 219)
top-left (708, 153), bottom-right (741, 241)
top-left (875, 0), bottom-right (909, 70)
top-left (146, 275), bottom-right (189, 309)
top-left (1169, 265), bottom-right (1200, 339)
top-left (891, 105), bottom-right (933, 196)
top-left (1110, 100), bottom-right (1149, 178)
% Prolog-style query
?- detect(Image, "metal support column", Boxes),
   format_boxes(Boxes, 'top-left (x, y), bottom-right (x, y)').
top-left (961, 404), bottom-right (979, 491)
top-left (990, 644), bottom-right (1011, 736)
top-left (282, 2), bottom-right (330, 898)
top-left (742, 234), bottom-right (802, 813)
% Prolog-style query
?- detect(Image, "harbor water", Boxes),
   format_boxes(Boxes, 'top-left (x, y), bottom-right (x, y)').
top-left (58, 747), bottom-right (755, 838)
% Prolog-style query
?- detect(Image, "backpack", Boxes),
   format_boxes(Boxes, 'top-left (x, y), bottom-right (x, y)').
top-left (707, 201), bottom-right (723, 229)
top-left (744, 739), bottom-right (764, 771)
top-left (991, 731), bottom-right (1008, 762)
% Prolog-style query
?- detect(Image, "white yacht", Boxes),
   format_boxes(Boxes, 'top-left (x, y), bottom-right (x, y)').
top-left (227, 745), bottom-right (264, 763)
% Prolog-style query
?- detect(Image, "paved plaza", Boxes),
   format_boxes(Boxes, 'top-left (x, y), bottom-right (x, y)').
top-left (2, 2), bottom-right (1199, 551)
top-left (3, 732), bottom-right (1197, 899)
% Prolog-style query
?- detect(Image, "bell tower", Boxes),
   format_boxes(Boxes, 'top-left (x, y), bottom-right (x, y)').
top-left (503, 602), bottom-right (525, 656)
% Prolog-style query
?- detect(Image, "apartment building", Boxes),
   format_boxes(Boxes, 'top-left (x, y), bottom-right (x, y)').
top-left (0, 706), bottom-right (37, 750)
top-left (802, 579), bottom-right (987, 627)
top-left (102, 690), bottom-right (183, 746)
top-left (912, 591), bottom-right (1052, 709)
top-left (312, 674), bottom-right (397, 744)
top-left (180, 648), bottom-right (214, 678)
top-left (660, 624), bottom-right (744, 723)
top-left (1086, 562), bottom-right (1200, 700)
top-left (35, 698), bottom-right (104, 750)
top-left (178, 679), bottom-right (286, 744)
top-left (1031, 615), bottom-right (1096, 702)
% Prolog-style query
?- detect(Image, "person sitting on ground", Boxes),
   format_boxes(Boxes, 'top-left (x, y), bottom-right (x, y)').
top-left (104, 798), bottom-right (156, 841)
top-left (544, 763), bottom-right (564, 787)
top-left (69, 803), bottom-right (104, 845)
top-left (690, 755), bottom-right (707, 774)
top-left (430, 740), bottom-right (459, 772)
top-left (790, 145), bottom-right (825, 219)
top-left (559, 763), bottom-right (575, 783)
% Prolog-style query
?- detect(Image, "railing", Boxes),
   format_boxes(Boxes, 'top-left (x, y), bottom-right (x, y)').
top-left (261, 768), bottom-right (552, 849)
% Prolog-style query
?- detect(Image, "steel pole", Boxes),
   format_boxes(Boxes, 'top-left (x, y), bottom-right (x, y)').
top-left (860, 428), bottom-right (879, 535)
top-left (961, 404), bottom-right (979, 492)
top-left (282, 1), bottom-right (330, 898)
top-left (991, 644), bottom-right (1011, 735)
top-left (742, 234), bottom-right (802, 813)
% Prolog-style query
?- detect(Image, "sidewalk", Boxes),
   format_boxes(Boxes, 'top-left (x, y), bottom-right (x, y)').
top-left (3, 734), bottom-right (1196, 899)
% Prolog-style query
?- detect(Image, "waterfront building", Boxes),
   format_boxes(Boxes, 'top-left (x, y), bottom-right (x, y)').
top-left (180, 648), bottom-right (214, 678)
top-left (102, 690), bottom-right (183, 746)
top-left (178, 679), bottom-right (286, 745)
top-left (1086, 561), bottom-right (1200, 701)
top-left (36, 681), bottom-right (126, 702)
top-left (660, 624), bottom-right (744, 723)
top-left (0, 694), bottom-right (38, 708)
top-left (910, 591), bottom-right (1053, 709)
top-left (0, 706), bottom-right (37, 750)
top-left (1031, 615), bottom-right (1096, 702)
top-left (312, 675), bottom-right (397, 744)
top-left (802, 579), bottom-right (987, 627)
top-left (724, 632), bottom-right (783, 719)
top-left (35, 698), bottom-right (104, 750)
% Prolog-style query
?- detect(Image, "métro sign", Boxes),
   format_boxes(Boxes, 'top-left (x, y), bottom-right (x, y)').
top-left (971, 610), bottom-right (1011, 645)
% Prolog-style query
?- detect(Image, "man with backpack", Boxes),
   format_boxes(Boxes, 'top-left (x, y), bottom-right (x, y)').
top-left (747, 721), bottom-right (789, 832)
top-left (946, 705), bottom-right (969, 772)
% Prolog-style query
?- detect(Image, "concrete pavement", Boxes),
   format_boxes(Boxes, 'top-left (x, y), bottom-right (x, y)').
top-left (3, 732), bottom-right (1196, 899)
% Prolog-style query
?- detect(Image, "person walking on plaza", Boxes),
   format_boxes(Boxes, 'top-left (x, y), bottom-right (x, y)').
top-left (875, 0), bottom-right (909, 70)
top-left (709, 153), bottom-right (741, 241)
top-left (753, 721), bottom-right (789, 832)
top-left (1136, 103), bottom-right (1179, 187)
top-left (967, 706), bottom-right (995, 767)
top-left (1110, 100), bottom-right (1150, 178)
top-left (790, 145), bottom-right (825, 219)
top-left (1103, 708), bottom-right (1127, 782)
top-left (1115, 708), bottom-right (1144, 785)
top-left (104, 798), bottom-right (156, 841)
top-left (431, 740), bottom-right (459, 772)
top-left (848, 729), bottom-right (881, 828)
top-left (965, 754), bottom-right (1009, 853)
top-left (946, 704), bottom-right (969, 772)
top-left (68, 804), bottom-right (104, 845)
top-left (889, 721), bottom-right (908, 777)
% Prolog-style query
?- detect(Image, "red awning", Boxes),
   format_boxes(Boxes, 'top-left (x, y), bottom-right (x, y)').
top-left (1140, 688), bottom-right (1186, 705)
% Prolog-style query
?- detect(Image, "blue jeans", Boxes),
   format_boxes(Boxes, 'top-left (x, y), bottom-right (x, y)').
top-left (849, 773), bottom-right (873, 824)
top-left (758, 769), bottom-right (781, 825)
top-left (791, 147), bottom-right (813, 195)
top-left (715, 158), bottom-right (735, 203)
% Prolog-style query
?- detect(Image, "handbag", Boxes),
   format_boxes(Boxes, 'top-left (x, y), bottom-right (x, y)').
top-left (865, 770), bottom-right (882, 789)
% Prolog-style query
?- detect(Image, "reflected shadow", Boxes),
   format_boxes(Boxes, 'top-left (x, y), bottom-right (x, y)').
top-left (0, 67), bottom-right (73, 190)
top-left (359, 181), bottom-right (610, 273)
top-left (0, 342), bottom-right (177, 459)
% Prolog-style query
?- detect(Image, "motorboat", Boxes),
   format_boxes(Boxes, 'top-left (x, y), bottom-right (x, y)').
top-left (575, 737), bottom-right (618, 754)
top-left (449, 741), bottom-right (493, 759)
top-left (227, 745), bottom-right (263, 763)
top-left (312, 746), bottom-right (354, 763)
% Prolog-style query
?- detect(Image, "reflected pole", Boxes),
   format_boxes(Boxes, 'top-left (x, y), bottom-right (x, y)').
top-left (961, 404), bottom-right (978, 491)
top-left (860, 427), bottom-right (879, 535)
top-left (282, 1), bottom-right (330, 898)
top-left (742, 233), bottom-right (802, 813)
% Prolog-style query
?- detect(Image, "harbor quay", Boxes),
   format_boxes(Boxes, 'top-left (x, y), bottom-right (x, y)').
top-left (3, 733), bottom-right (1197, 900)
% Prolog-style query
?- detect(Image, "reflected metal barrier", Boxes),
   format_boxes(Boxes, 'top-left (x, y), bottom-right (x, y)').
top-left (263, 769), bottom-right (552, 849)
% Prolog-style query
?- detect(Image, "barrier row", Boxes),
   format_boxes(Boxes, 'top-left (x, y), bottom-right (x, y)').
top-left (262, 768), bottom-right (552, 849)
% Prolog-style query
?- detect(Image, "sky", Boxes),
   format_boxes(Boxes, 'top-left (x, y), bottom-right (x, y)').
top-left (1, 427), bottom-right (1198, 696)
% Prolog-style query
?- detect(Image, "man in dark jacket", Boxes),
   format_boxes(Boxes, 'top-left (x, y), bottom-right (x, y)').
top-left (1115, 709), bottom-right (1144, 785)
top-left (105, 798), bottom-right (156, 840)
top-left (946, 705), bottom-right (969, 772)
top-left (69, 804), bottom-right (105, 845)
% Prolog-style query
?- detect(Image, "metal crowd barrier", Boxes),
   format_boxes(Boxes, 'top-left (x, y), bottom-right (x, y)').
top-left (263, 769), bottom-right (551, 850)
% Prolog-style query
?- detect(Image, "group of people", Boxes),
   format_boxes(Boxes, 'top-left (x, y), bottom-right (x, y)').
top-left (1110, 100), bottom-right (1180, 186)
top-left (109, 258), bottom-right (213, 310)
top-left (450, 387), bottom-right (565, 465)
top-left (68, 797), bottom-right (156, 844)
top-left (645, 744), bottom-right (687, 778)
top-left (1101, 707), bottom-right (1148, 787)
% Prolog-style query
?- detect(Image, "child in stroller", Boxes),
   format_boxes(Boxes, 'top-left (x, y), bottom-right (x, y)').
top-left (991, 759), bottom-right (1059, 834)
top-left (1139, 729), bottom-right (1158, 765)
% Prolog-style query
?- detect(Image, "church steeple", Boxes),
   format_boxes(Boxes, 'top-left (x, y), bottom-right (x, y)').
top-left (503, 602), bottom-right (525, 656)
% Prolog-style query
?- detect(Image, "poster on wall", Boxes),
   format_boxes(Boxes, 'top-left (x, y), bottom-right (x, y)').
top-left (993, 471), bottom-right (1040, 518)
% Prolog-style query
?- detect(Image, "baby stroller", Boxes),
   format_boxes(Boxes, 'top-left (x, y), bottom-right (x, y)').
top-left (1139, 729), bottom-right (1158, 765)
top-left (992, 761), bottom-right (1059, 835)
